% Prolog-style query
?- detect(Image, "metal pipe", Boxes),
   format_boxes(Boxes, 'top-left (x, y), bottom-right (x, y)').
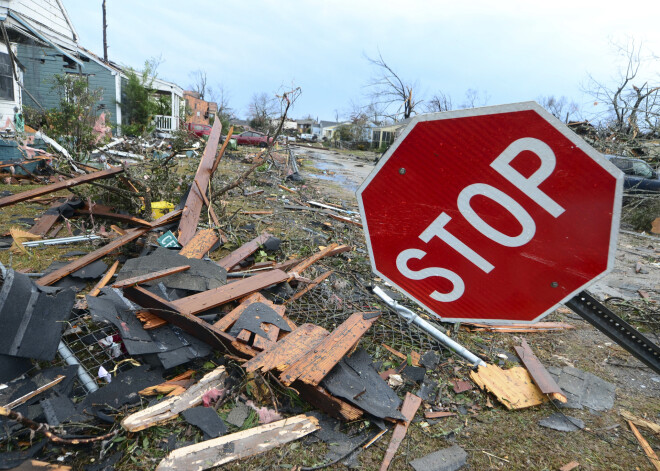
top-left (371, 286), bottom-right (486, 367)
top-left (57, 341), bottom-right (99, 393)
top-left (22, 235), bottom-right (103, 247)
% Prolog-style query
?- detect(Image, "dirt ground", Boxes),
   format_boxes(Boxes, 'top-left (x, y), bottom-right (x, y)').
top-left (1, 146), bottom-right (659, 470)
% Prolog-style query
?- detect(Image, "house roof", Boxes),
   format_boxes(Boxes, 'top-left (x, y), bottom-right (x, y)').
top-left (371, 117), bottom-right (413, 131)
top-left (296, 118), bottom-right (317, 125)
top-left (320, 120), bottom-right (340, 127)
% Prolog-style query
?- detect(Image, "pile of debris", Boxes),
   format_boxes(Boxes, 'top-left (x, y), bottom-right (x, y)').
top-left (0, 120), bottom-right (657, 471)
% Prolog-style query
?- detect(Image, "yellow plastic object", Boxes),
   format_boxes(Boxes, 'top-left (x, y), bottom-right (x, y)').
top-left (149, 201), bottom-right (175, 219)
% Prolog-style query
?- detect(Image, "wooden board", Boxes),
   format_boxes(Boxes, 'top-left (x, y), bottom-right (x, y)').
top-left (285, 270), bottom-right (333, 304)
top-left (29, 204), bottom-right (63, 236)
top-left (9, 460), bottom-right (71, 471)
top-left (76, 203), bottom-right (151, 227)
top-left (112, 265), bottom-right (190, 289)
top-left (217, 231), bottom-right (272, 269)
top-left (287, 243), bottom-right (339, 277)
top-left (628, 420), bottom-right (660, 471)
top-left (173, 269), bottom-right (289, 316)
top-left (179, 229), bottom-right (219, 259)
top-left (155, 414), bottom-right (319, 471)
top-left (244, 323), bottom-right (330, 373)
top-left (514, 339), bottom-right (566, 402)
top-left (379, 392), bottom-right (422, 471)
top-left (470, 364), bottom-right (546, 410)
top-left (121, 367), bottom-right (227, 432)
top-left (620, 410), bottom-right (660, 436)
top-left (213, 292), bottom-right (286, 331)
top-left (89, 260), bottom-right (120, 297)
top-left (280, 312), bottom-right (379, 386)
top-left (177, 119), bottom-right (222, 245)
top-left (36, 228), bottom-right (149, 286)
top-left (0, 166), bottom-right (123, 208)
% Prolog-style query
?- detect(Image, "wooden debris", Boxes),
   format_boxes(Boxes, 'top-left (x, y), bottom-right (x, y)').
top-left (381, 344), bottom-right (421, 367)
top-left (285, 270), bottom-right (333, 304)
top-left (112, 265), bottom-right (191, 289)
top-left (621, 410), bottom-right (660, 436)
top-left (280, 312), bottom-right (379, 386)
top-left (178, 119), bottom-right (222, 245)
top-left (379, 392), bottom-right (422, 471)
top-left (470, 364), bottom-right (547, 410)
top-left (287, 243), bottom-right (351, 279)
top-left (172, 269), bottom-right (289, 316)
top-left (652, 217), bottom-right (660, 235)
top-left (638, 289), bottom-right (652, 300)
top-left (76, 203), bottom-right (151, 227)
top-left (559, 462), bottom-right (579, 471)
top-left (155, 414), bottom-right (319, 471)
top-left (328, 213), bottom-right (363, 227)
top-left (278, 184), bottom-right (296, 193)
top-left (628, 420), bottom-right (660, 471)
top-left (89, 260), bottom-right (119, 297)
top-left (121, 366), bottom-right (227, 432)
top-left (244, 323), bottom-right (329, 373)
top-left (217, 231), bottom-right (272, 269)
top-left (3, 375), bottom-right (65, 409)
top-left (29, 202), bottom-right (64, 236)
top-left (9, 460), bottom-right (71, 470)
top-left (461, 322), bottom-right (575, 333)
top-left (424, 411), bottom-right (456, 419)
top-left (37, 228), bottom-right (148, 286)
top-left (140, 371), bottom-right (195, 397)
top-left (242, 210), bottom-right (273, 215)
top-left (513, 339), bottom-right (567, 403)
top-left (179, 229), bottom-right (220, 259)
top-left (0, 166), bottom-right (123, 208)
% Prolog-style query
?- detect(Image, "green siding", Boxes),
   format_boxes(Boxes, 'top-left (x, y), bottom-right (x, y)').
top-left (17, 41), bottom-right (118, 132)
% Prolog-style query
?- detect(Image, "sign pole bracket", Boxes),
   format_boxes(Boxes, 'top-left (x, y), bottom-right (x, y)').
top-left (566, 291), bottom-right (660, 374)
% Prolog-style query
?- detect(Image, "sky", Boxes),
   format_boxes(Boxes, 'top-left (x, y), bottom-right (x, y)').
top-left (63, 0), bottom-right (660, 122)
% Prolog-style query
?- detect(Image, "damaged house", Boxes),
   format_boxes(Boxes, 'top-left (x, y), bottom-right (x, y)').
top-left (0, 0), bottom-right (184, 138)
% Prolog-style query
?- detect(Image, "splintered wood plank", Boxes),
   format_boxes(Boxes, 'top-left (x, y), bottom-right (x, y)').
top-left (379, 393), bottom-right (422, 471)
top-left (514, 339), bottom-right (566, 402)
top-left (214, 292), bottom-right (286, 331)
top-left (89, 260), bottom-right (120, 297)
top-left (179, 229), bottom-right (219, 259)
top-left (178, 119), bottom-right (222, 245)
top-left (285, 270), bottom-right (333, 304)
top-left (287, 244), bottom-right (338, 277)
top-left (294, 383), bottom-right (363, 422)
top-left (217, 231), bottom-right (272, 269)
top-left (250, 323), bottom-right (279, 351)
top-left (244, 323), bottom-right (330, 373)
top-left (136, 310), bottom-right (166, 330)
top-left (29, 201), bottom-right (64, 236)
top-left (174, 269), bottom-right (288, 316)
top-left (620, 410), bottom-right (660, 436)
top-left (122, 367), bottom-right (227, 432)
top-left (0, 166), bottom-right (124, 208)
top-left (10, 461), bottom-right (71, 471)
top-left (470, 364), bottom-right (546, 410)
top-left (155, 414), bottom-right (319, 471)
top-left (76, 203), bottom-right (151, 227)
top-left (112, 265), bottom-right (190, 289)
top-left (628, 421), bottom-right (660, 471)
top-left (36, 228), bottom-right (149, 286)
top-left (280, 312), bottom-right (379, 386)
top-left (151, 209), bottom-right (183, 227)
top-left (461, 322), bottom-right (574, 332)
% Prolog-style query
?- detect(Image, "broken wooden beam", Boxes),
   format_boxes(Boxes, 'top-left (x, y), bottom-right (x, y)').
top-left (280, 312), bottom-right (379, 386)
top-left (620, 409), bottom-right (660, 436)
top-left (514, 339), bottom-right (567, 403)
top-left (122, 366), bottom-right (227, 432)
top-left (172, 269), bottom-right (289, 316)
top-left (285, 270), bottom-right (333, 304)
top-left (178, 119), bottom-right (222, 245)
top-left (89, 260), bottom-right (119, 297)
top-left (0, 166), bottom-right (124, 208)
top-left (36, 228), bottom-right (148, 286)
top-left (628, 420), bottom-right (660, 471)
top-left (217, 231), bottom-right (273, 269)
top-left (76, 203), bottom-right (151, 227)
top-left (155, 414), bottom-right (319, 471)
top-left (179, 229), bottom-right (219, 259)
top-left (379, 392), bottom-right (422, 471)
top-left (111, 265), bottom-right (191, 289)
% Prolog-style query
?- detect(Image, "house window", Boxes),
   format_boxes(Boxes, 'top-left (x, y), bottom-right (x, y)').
top-left (0, 52), bottom-right (14, 101)
top-left (196, 111), bottom-right (200, 117)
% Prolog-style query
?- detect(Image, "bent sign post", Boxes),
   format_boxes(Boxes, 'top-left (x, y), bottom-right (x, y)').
top-left (358, 102), bottom-right (623, 324)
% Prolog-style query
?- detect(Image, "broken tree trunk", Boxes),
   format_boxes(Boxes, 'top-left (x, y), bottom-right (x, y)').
top-left (121, 366), bottom-right (227, 432)
top-left (0, 167), bottom-right (123, 208)
top-left (155, 414), bottom-right (319, 471)
top-left (178, 119), bottom-right (222, 245)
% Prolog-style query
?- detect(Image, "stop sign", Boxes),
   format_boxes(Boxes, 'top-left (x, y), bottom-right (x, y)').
top-left (358, 102), bottom-right (623, 324)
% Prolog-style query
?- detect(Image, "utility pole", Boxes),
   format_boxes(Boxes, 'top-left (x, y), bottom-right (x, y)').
top-left (102, 0), bottom-right (108, 62)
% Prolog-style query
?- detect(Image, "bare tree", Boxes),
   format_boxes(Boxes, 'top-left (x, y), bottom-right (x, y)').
top-left (585, 38), bottom-right (660, 137)
top-left (188, 69), bottom-right (208, 100)
top-left (461, 88), bottom-right (490, 109)
top-left (248, 92), bottom-right (278, 134)
top-left (425, 92), bottom-right (453, 113)
top-left (538, 95), bottom-right (581, 123)
top-left (365, 51), bottom-right (420, 121)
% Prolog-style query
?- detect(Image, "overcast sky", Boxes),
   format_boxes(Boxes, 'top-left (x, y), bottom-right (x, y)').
top-left (63, 0), bottom-right (660, 122)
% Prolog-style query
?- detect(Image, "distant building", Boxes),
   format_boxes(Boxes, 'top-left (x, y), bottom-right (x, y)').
top-left (184, 91), bottom-right (217, 127)
top-left (371, 118), bottom-right (412, 149)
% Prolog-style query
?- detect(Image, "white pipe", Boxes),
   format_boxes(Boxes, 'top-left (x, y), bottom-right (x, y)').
top-left (57, 341), bottom-right (99, 393)
top-left (371, 286), bottom-right (486, 367)
top-left (22, 235), bottom-right (103, 247)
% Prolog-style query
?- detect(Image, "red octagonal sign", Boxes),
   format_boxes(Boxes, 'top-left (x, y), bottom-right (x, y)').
top-left (357, 102), bottom-right (623, 324)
